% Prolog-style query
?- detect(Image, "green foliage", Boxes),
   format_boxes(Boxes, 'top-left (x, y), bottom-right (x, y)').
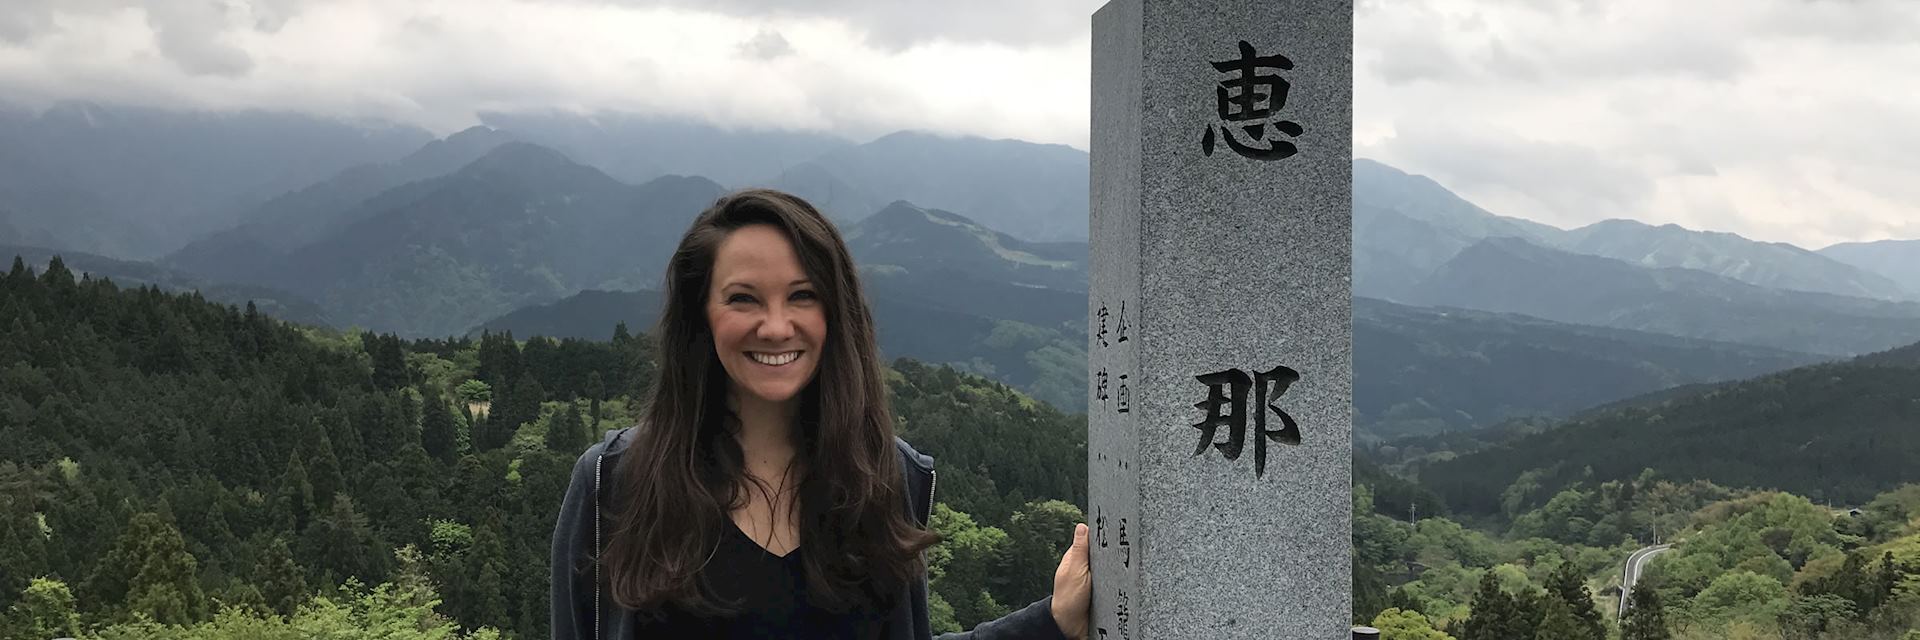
top-left (1544, 556), bottom-right (1605, 640)
top-left (929, 503), bottom-right (1011, 629)
top-left (5, 577), bottom-right (79, 639)
top-left (888, 359), bottom-right (1086, 525)
top-left (1622, 582), bottom-right (1673, 640)
top-left (251, 538), bottom-right (307, 618)
top-left (83, 575), bottom-right (502, 640)
top-left (454, 379), bottom-right (492, 404)
top-left (1370, 607), bottom-right (1454, 640)
top-left (1424, 359), bottom-right (1920, 513)
top-left (1533, 596), bottom-right (1583, 640)
top-left (999, 500), bottom-right (1083, 608)
top-left (1685, 571), bottom-right (1789, 628)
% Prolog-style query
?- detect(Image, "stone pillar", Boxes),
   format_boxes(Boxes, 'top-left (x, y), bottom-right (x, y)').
top-left (1088, 0), bottom-right (1353, 638)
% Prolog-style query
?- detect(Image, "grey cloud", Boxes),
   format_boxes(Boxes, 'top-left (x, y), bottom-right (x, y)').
top-left (146, 2), bottom-right (254, 77)
top-left (738, 28), bottom-right (793, 60)
top-left (536, 0), bottom-right (1102, 49)
top-left (1382, 119), bottom-right (1659, 221)
top-left (0, 5), bottom-right (54, 44)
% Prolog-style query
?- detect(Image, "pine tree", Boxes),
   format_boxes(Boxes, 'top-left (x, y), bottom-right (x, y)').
top-left (115, 512), bottom-right (208, 624)
top-left (544, 402), bottom-right (587, 453)
top-left (253, 537), bottom-right (308, 618)
top-left (1508, 590), bottom-right (1547, 639)
top-left (1621, 583), bottom-right (1672, 640)
top-left (420, 387), bottom-right (460, 464)
top-left (301, 426), bottom-right (344, 508)
top-left (1546, 560), bottom-right (1605, 640)
top-left (278, 452), bottom-right (315, 532)
top-left (1535, 596), bottom-right (1583, 640)
top-left (1460, 572), bottom-right (1513, 640)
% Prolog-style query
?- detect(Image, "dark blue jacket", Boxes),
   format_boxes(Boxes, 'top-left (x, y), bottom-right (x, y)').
top-left (550, 427), bottom-right (1071, 640)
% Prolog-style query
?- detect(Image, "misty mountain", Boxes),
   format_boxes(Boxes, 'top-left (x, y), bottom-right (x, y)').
top-left (1353, 158), bottom-right (1911, 303)
top-left (844, 201), bottom-right (1088, 294)
top-left (1820, 239), bottom-right (1920, 299)
top-left (477, 110), bottom-right (854, 188)
top-left (1420, 338), bottom-right (1920, 512)
top-left (3, 245), bottom-right (331, 328)
top-left (1555, 218), bottom-right (1909, 300)
top-left (1352, 158), bottom-right (1563, 300)
top-left (261, 142), bottom-right (725, 337)
top-left (768, 130), bottom-right (1090, 242)
top-left (0, 101), bottom-right (433, 259)
top-left (165, 126), bottom-right (520, 281)
top-left (1403, 236), bottom-right (1920, 355)
top-left (1354, 297), bottom-right (1825, 440)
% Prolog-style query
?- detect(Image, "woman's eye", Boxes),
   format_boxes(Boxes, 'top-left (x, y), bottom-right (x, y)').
top-left (727, 293), bottom-right (756, 305)
top-left (790, 290), bottom-right (818, 302)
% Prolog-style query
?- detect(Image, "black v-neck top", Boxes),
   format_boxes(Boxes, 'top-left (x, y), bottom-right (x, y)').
top-left (631, 522), bottom-right (888, 639)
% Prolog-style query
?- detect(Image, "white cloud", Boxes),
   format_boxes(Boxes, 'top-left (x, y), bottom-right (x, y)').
top-left (0, 0), bottom-right (1916, 247)
top-left (0, 0), bottom-right (1092, 146)
top-left (1357, 0), bottom-right (1920, 247)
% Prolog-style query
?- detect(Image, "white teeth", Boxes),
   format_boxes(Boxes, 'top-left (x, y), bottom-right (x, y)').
top-left (750, 351), bottom-right (800, 366)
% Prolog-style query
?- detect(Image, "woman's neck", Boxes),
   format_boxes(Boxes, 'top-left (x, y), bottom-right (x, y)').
top-left (729, 391), bottom-right (799, 471)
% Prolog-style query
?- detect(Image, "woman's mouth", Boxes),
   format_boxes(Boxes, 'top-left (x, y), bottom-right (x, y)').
top-left (748, 351), bottom-right (803, 367)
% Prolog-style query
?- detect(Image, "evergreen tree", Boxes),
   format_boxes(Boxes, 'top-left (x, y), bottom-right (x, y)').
top-left (1508, 590), bottom-right (1547, 638)
top-left (1621, 583), bottom-right (1672, 640)
top-left (115, 512), bottom-right (208, 624)
top-left (586, 371), bottom-right (605, 424)
top-left (1534, 596), bottom-right (1583, 640)
top-left (278, 452), bottom-right (315, 532)
top-left (544, 402), bottom-right (587, 453)
top-left (421, 387), bottom-right (460, 464)
top-left (300, 495), bottom-right (387, 587)
top-left (253, 537), bottom-right (308, 618)
top-left (301, 425), bottom-right (345, 508)
top-left (1460, 572), bottom-right (1513, 640)
top-left (1546, 560), bottom-right (1605, 640)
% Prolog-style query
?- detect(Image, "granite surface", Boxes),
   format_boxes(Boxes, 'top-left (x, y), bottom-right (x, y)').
top-left (1090, 0), bottom-right (1353, 637)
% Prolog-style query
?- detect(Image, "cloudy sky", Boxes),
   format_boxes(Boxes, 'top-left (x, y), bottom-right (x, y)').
top-left (0, 0), bottom-right (1915, 248)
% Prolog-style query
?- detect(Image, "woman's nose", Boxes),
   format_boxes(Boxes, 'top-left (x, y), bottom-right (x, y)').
top-left (758, 304), bottom-right (796, 341)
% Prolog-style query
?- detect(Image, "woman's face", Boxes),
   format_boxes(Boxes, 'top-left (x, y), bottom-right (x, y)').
top-left (706, 224), bottom-right (828, 410)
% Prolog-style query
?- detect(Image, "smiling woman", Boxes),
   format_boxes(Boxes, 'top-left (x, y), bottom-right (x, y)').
top-left (549, 188), bottom-right (1090, 639)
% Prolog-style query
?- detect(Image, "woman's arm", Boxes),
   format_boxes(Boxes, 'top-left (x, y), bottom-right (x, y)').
top-left (928, 523), bottom-right (1091, 640)
top-left (549, 444), bottom-right (602, 640)
top-left (934, 596), bottom-right (1072, 640)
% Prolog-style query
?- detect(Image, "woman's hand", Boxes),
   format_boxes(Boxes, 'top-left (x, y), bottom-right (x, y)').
top-left (1049, 523), bottom-right (1092, 639)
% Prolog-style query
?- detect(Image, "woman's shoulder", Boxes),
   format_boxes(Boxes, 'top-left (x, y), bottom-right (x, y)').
top-left (564, 425), bottom-right (641, 484)
top-left (893, 435), bottom-right (934, 473)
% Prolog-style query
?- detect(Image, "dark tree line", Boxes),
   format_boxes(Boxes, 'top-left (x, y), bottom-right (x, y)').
top-left (0, 255), bottom-right (1091, 637)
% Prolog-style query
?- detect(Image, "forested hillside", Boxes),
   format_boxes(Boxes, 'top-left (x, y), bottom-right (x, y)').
top-left (0, 257), bottom-right (1084, 638)
top-left (1419, 340), bottom-right (1920, 514)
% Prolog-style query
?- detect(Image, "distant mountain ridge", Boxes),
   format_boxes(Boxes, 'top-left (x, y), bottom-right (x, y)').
top-left (0, 100), bottom-right (433, 259)
top-left (165, 125), bottom-right (520, 281)
top-left (259, 142), bottom-right (725, 337)
top-left (1403, 236), bottom-right (1920, 355)
top-left (1420, 337), bottom-right (1920, 511)
top-left (1820, 239), bottom-right (1920, 299)
top-left (1354, 158), bottom-right (1914, 303)
top-left (1354, 297), bottom-right (1826, 439)
top-left (770, 130), bottom-right (1090, 242)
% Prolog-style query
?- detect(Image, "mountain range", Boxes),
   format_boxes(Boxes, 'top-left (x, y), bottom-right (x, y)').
top-left (13, 102), bottom-right (1920, 444)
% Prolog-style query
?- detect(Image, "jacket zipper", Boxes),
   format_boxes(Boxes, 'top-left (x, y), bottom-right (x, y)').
top-left (925, 468), bottom-right (937, 523)
top-left (594, 453), bottom-right (603, 640)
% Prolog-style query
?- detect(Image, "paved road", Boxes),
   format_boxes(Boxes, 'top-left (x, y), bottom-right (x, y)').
top-left (1619, 544), bottom-right (1672, 619)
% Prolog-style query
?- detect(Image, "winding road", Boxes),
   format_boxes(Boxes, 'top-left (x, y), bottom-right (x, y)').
top-left (1618, 543), bottom-right (1672, 619)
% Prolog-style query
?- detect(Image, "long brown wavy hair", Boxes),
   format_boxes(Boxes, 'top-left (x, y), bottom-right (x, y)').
top-left (603, 188), bottom-right (940, 616)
